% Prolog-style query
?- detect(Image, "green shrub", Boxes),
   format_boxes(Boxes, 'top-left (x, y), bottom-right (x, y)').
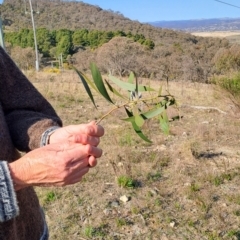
top-left (212, 71), bottom-right (240, 97)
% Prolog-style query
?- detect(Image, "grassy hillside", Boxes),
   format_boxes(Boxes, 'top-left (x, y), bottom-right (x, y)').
top-left (26, 70), bottom-right (240, 239)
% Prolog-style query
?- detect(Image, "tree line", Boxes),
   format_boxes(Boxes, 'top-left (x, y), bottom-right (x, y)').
top-left (4, 28), bottom-right (155, 58)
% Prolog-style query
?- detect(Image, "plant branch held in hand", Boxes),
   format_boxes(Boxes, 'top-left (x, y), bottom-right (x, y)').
top-left (74, 63), bottom-right (179, 143)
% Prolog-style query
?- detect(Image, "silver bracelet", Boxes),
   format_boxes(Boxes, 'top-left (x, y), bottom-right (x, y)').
top-left (40, 126), bottom-right (60, 147)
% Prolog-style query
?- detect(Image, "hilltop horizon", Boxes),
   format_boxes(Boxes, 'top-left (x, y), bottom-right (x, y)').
top-left (1, 0), bottom-right (240, 23)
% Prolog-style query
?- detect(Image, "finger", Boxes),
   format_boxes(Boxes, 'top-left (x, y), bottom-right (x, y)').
top-left (63, 144), bottom-right (102, 165)
top-left (69, 144), bottom-right (102, 159)
top-left (88, 155), bottom-right (97, 167)
top-left (89, 122), bottom-right (104, 137)
top-left (67, 123), bottom-right (104, 137)
top-left (74, 134), bottom-right (100, 146)
top-left (70, 157), bottom-right (89, 168)
top-left (65, 167), bottom-right (89, 185)
top-left (55, 143), bottom-right (90, 166)
top-left (86, 145), bottom-right (103, 158)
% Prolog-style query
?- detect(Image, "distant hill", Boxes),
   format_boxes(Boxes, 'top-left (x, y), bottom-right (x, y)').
top-left (0, 0), bottom-right (237, 83)
top-left (1, 0), bottom-right (237, 40)
top-left (0, 0), bottom-right (163, 43)
top-left (149, 18), bottom-right (240, 32)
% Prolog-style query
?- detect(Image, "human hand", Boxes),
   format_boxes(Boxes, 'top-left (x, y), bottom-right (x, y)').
top-left (49, 121), bottom-right (104, 147)
top-left (8, 142), bottom-right (102, 190)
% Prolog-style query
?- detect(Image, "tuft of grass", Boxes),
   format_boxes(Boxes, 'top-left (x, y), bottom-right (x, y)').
top-left (117, 175), bottom-right (137, 188)
top-left (233, 209), bottom-right (240, 217)
top-left (212, 175), bottom-right (224, 186)
top-left (116, 218), bottom-right (128, 227)
top-left (227, 194), bottom-right (240, 205)
top-left (154, 198), bottom-right (162, 207)
top-left (84, 226), bottom-right (94, 238)
top-left (147, 171), bottom-right (162, 182)
top-left (209, 172), bottom-right (233, 187)
top-left (227, 230), bottom-right (240, 238)
top-left (148, 151), bottom-right (158, 162)
top-left (44, 191), bottom-right (57, 203)
top-left (187, 219), bottom-right (195, 228)
top-left (65, 95), bottom-right (76, 103)
top-left (206, 232), bottom-right (220, 240)
top-left (159, 156), bottom-right (170, 167)
top-left (174, 202), bottom-right (182, 211)
top-left (83, 224), bottom-right (108, 238)
top-left (131, 207), bottom-right (141, 214)
top-left (190, 182), bottom-right (200, 192)
top-left (77, 197), bottom-right (85, 206)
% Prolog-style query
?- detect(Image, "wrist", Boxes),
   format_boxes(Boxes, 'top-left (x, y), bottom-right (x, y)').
top-left (8, 161), bottom-right (29, 191)
top-left (40, 126), bottom-right (60, 147)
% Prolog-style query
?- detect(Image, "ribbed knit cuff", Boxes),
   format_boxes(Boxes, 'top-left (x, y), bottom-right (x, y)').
top-left (40, 126), bottom-right (60, 147)
top-left (0, 161), bottom-right (19, 222)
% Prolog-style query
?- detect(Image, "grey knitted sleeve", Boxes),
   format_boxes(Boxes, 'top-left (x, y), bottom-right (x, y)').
top-left (0, 161), bottom-right (19, 222)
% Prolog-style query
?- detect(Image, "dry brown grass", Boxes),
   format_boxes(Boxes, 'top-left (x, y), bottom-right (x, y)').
top-left (26, 70), bottom-right (240, 240)
top-left (191, 31), bottom-right (240, 45)
top-left (191, 31), bottom-right (240, 38)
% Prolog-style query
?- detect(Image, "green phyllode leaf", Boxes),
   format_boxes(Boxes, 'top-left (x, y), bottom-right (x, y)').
top-left (158, 85), bottom-right (162, 97)
top-left (90, 63), bottom-right (114, 104)
top-left (159, 110), bottom-right (169, 135)
top-left (124, 107), bottom-right (152, 143)
top-left (74, 67), bottom-right (97, 109)
top-left (124, 105), bottom-right (165, 122)
top-left (105, 79), bottom-right (127, 99)
top-left (128, 72), bottom-right (135, 84)
top-left (135, 115), bottom-right (145, 128)
top-left (109, 75), bottom-right (155, 92)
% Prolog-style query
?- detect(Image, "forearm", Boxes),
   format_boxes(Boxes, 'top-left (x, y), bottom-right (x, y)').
top-left (0, 47), bottom-right (62, 151)
top-left (8, 160), bottom-right (29, 191)
top-left (8, 126), bottom-right (61, 191)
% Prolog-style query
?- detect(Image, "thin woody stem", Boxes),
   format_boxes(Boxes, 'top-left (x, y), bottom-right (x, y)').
top-left (96, 94), bottom-right (175, 124)
top-left (96, 102), bottom-right (128, 124)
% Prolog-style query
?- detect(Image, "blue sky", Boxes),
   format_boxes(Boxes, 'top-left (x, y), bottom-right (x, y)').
top-left (0, 0), bottom-right (240, 22)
